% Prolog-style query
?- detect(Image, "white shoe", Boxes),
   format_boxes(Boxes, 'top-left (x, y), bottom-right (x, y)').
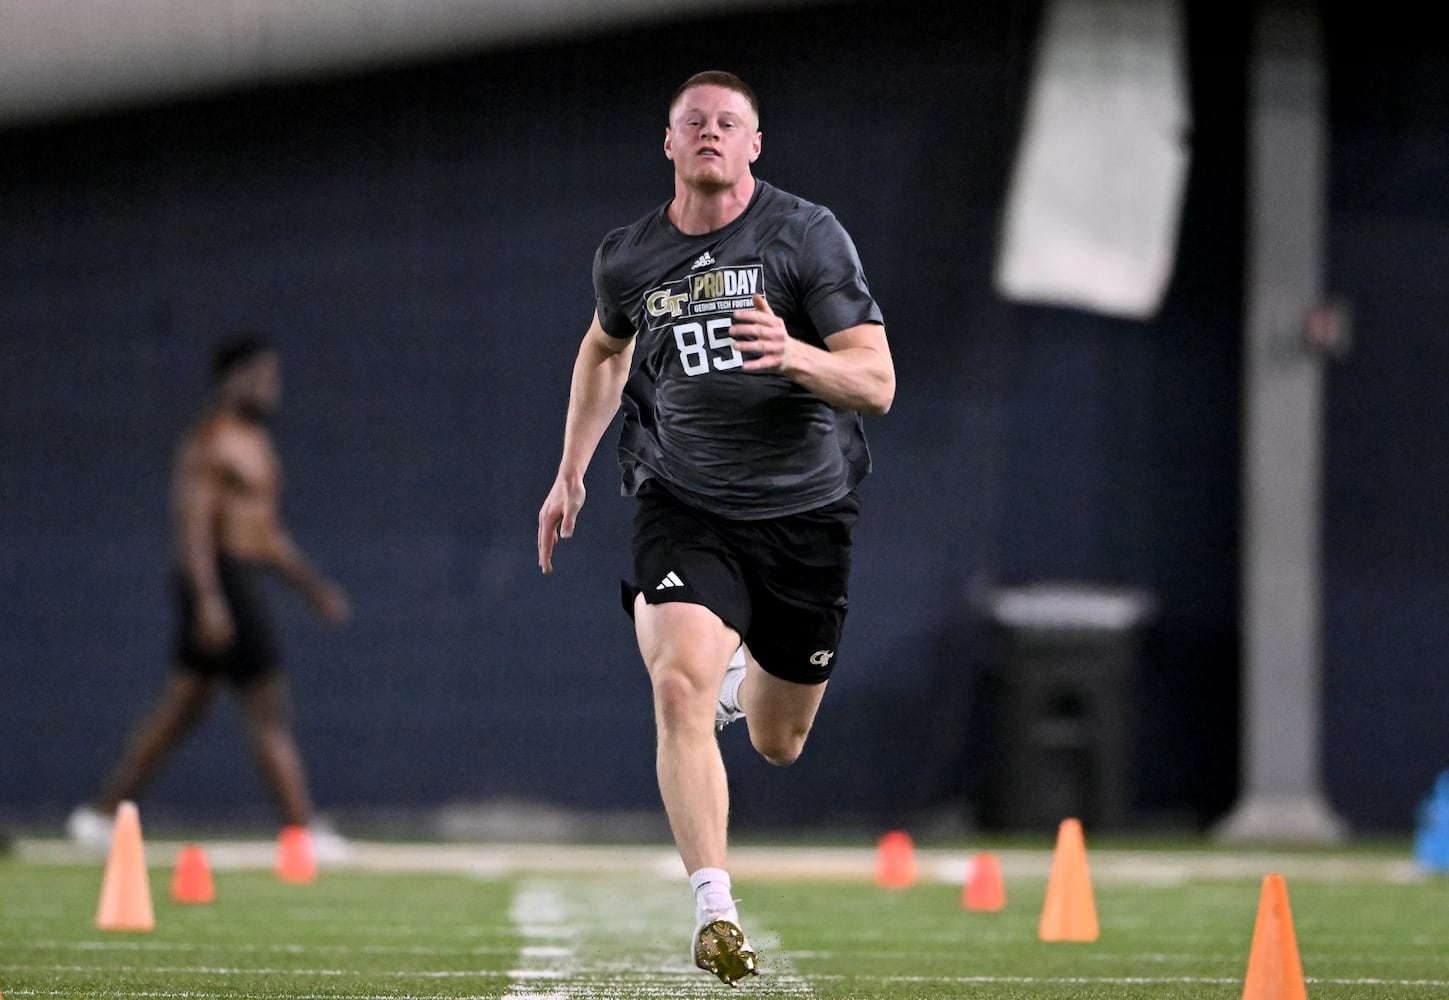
top-left (66, 805), bottom-right (114, 855)
top-left (715, 647), bottom-right (747, 732)
top-left (308, 816), bottom-right (352, 863)
top-left (692, 908), bottom-right (757, 986)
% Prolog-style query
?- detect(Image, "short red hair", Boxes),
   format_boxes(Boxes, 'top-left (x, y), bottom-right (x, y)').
top-left (668, 71), bottom-right (760, 127)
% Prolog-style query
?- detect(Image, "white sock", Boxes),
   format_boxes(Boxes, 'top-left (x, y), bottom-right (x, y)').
top-left (690, 866), bottom-right (735, 916)
top-left (719, 648), bottom-right (747, 716)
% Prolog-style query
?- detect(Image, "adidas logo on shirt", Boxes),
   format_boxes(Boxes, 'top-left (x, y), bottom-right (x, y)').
top-left (690, 251), bottom-right (716, 270)
top-left (655, 571), bottom-right (684, 590)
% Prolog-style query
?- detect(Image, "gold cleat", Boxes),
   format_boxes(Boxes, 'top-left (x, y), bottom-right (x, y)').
top-left (693, 915), bottom-right (758, 986)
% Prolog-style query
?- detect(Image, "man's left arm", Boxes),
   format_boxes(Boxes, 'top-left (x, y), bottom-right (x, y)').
top-left (267, 526), bottom-right (352, 628)
top-left (730, 295), bottom-right (895, 414)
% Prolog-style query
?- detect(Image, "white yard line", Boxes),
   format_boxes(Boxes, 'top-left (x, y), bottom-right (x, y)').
top-left (501, 881), bottom-right (574, 1000)
top-left (496, 875), bottom-right (814, 998)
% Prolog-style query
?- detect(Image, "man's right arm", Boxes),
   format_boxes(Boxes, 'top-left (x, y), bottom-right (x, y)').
top-left (537, 312), bottom-right (635, 575)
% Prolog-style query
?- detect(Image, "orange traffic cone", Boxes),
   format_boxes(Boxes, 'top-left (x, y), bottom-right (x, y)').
top-left (171, 844), bottom-right (215, 904)
top-left (963, 851), bottom-right (1006, 911)
top-left (95, 801), bottom-right (155, 932)
top-left (1038, 817), bottom-right (1098, 941)
top-left (275, 824), bottom-right (317, 883)
top-left (1241, 874), bottom-right (1308, 1000)
top-left (875, 829), bottom-right (917, 888)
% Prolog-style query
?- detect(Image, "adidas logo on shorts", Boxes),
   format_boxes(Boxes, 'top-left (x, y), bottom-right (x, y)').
top-left (655, 571), bottom-right (684, 591)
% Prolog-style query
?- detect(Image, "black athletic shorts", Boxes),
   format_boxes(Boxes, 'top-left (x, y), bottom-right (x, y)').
top-left (172, 554), bottom-right (280, 687)
top-left (628, 479), bottom-right (858, 685)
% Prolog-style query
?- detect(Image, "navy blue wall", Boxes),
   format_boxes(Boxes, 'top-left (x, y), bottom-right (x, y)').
top-left (1, 1), bottom-right (1444, 834)
top-left (1321, 11), bottom-right (1449, 832)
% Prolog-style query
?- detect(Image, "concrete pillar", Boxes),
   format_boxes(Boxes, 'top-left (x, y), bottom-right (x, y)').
top-left (1215, 2), bottom-right (1348, 844)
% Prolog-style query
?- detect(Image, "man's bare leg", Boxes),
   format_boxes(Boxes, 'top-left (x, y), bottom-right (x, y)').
top-left (239, 674), bottom-right (313, 828)
top-left (737, 646), bottom-right (829, 767)
top-left (94, 672), bottom-right (217, 811)
top-left (633, 597), bottom-right (737, 873)
top-left (633, 596), bottom-right (757, 984)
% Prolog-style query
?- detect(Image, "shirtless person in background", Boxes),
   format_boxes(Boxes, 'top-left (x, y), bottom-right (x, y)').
top-left (68, 335), bottom-right (351, 853)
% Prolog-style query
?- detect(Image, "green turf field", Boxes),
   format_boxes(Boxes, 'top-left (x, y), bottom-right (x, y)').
top-left (2, 839), bottom-right (1447, 998)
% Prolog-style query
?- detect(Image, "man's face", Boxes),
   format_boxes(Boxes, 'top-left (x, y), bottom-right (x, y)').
top-left (235, 352), bottom-right (281, 418)
top-left (665, 85), bottom-right (761, 192)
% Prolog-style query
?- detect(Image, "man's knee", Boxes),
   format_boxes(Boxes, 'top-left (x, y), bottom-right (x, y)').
top-left (163, 674), bottom-right (216, 727)
top-left (650, 667), bottom-right (713, 731)
top-left (240, 675), bottom-right (294, 726)
top-left (749, 727), bottom-right (809, 767)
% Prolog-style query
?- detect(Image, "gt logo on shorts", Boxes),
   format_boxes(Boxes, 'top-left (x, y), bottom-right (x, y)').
top-left (809, 649), bottom-right (835, 667)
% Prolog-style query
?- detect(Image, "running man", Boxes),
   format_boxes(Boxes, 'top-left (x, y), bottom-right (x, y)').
top-left (68, 335), bottom-right (351, 855)
top-left (537, 70), bottom-right (894, 985)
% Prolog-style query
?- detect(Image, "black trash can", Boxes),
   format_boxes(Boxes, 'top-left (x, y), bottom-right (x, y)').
top-left (979, 583), bottom-right (1153, 832)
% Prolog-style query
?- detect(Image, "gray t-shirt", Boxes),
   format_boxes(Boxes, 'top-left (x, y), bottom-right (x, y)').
top-left (594, 180), bottom-right (884, 520)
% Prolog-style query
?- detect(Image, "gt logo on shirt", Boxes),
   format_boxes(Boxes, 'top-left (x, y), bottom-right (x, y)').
top-left (809, 649), bottom-right (835, 667)
top-left (647, 289), bottom-right (689, 319)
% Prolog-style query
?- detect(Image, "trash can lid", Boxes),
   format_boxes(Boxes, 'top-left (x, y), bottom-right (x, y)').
top-left (989, 583), bottom-right (1153, 631)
